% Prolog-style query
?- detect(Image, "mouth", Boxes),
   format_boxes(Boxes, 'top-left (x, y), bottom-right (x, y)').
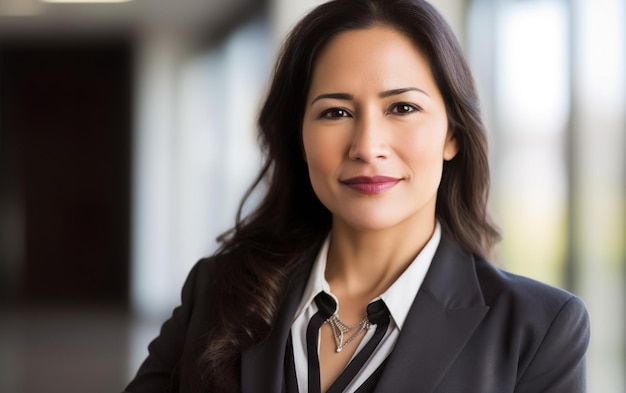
top-left (339, 176), bottom-right (401, 195)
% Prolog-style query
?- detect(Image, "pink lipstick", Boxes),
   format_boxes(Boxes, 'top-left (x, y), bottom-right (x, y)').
top-left (340, 176), bottom-right (401, 195)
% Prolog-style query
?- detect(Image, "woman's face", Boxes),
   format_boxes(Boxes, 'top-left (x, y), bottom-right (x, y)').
top-left (302, 25), bottom-right (457, 233)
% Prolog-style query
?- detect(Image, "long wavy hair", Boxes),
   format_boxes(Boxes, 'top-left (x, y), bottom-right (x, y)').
top-left (197, 0), bottom-right (500, 390)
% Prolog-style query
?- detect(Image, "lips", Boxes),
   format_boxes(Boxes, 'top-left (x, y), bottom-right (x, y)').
top-left (339, 176), bottom-right (401, 195)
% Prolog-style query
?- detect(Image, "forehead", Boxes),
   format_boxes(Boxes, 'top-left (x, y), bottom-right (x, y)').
top-left (308, 25), bottom-right (437, 95)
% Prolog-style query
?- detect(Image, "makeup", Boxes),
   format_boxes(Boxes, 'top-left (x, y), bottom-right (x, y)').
top-left (339, 176), bottom-right (401, 195)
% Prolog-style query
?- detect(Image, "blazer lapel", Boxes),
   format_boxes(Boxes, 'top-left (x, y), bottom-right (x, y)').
top-left (241, 257), bottom-right (314, 393)
top-left (374, 236), bottom-right (490, 393)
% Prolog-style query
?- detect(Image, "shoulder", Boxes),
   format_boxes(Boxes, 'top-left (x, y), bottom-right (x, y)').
top-left (188, 252), bottom-right (242, 287)
top-left (473, 256), bottom-right (587, 321)
top-left (471, 255), bottom-right (590, 368)
top-left (475, 257), bottom-right (591, 391)
top-left (471, 256), bottom-right (590, 389)
top-left (430, 236), bottom-right (587, 321)
top-left (171, 253), bottom-right (244, 320)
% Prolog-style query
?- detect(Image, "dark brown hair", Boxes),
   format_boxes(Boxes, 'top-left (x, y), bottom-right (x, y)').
top-left (199, 0), bottom-right (499, 390)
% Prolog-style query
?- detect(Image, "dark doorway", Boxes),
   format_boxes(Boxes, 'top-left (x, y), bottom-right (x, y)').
top-left (0, 39), bottom-right (132, 306)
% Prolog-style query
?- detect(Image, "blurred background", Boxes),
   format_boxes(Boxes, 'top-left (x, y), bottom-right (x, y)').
top-left (0, 0), bottom-right (623, 392)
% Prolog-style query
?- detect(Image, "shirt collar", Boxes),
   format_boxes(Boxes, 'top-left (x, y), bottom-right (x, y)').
top-left (293, 222), bottom-right (441, 329)
top-left (293, 233), bottom-right (332, 321)
top-left (380, 222), bottom-right (440, 329)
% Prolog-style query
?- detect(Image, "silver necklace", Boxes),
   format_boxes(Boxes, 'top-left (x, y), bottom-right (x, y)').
top-left (325, 313), bottom-right (370, 353)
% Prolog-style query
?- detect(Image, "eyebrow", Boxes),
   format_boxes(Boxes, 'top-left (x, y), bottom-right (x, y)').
top-left (310, 87), bottom-right (430, 105)
top-left (380, 87), bottom-right (430, 98)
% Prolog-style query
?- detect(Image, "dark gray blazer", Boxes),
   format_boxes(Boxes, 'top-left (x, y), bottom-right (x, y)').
top-left (124, 236), bottom-right (590, 393)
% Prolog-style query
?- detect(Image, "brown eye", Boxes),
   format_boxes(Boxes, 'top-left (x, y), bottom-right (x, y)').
top-left (320, 108), bottom-right (351, 119)
top-left (390, 103), bottom-right (420, 114)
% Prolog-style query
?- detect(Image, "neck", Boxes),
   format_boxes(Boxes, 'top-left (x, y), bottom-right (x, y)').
top-left (325, 217), bottom-right (436, 300)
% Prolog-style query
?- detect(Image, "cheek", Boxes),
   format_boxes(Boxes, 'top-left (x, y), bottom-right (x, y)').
top-left (398, 132), bottom-right (448, 180)
top-left (303, 146), bottom-right (336, 207)
top-left (395, 113), bottom-right (449, 156)
top-left (305, 152), bottom-right (341, 196)
top-left (399, 131), bottom-right (447, 161)
top-left (302, 129), bottom-right (345, 174)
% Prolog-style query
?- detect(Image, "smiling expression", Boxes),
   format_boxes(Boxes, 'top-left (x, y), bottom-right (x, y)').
top-left (302, 25), bottom-right (458, 233)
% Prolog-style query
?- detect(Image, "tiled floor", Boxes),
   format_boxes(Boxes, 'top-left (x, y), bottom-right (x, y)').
top-left (0, 306), bottom-right (162, 393)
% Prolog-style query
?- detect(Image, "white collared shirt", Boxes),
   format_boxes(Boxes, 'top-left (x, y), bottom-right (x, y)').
top-left (290, 222), bottom-right (441, 392)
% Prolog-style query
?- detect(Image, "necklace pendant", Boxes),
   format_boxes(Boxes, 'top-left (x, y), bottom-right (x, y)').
top-left (326, 313), bottom-right (368, 353)
top-left (335, 330), bottom-right (344, 352)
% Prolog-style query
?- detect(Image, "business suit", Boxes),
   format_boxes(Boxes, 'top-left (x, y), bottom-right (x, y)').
top-left (124, 236), bottom-right (590, 393)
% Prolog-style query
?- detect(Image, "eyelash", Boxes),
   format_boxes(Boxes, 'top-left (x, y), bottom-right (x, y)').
top-left (389, 102), bottom-right (421, 114)
top-left (319, 107), bottom-right (352, 119)
top-left (318, 103), bottom-right (421, 119)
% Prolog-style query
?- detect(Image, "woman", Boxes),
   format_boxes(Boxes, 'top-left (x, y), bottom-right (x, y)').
top-left (124, 0), bottom-right (590, 392)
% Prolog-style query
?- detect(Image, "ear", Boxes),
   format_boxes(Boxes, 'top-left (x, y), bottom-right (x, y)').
top-left (443, 130), bottom-right (458, 161)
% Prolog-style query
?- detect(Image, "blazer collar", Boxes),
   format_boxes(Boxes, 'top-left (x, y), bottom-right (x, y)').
top-left (241, 256), bottom-right (314, 393)
top-left (373, 236), bottom-right (489, 393)
top-left (240, 236), bottom-right (489, 393)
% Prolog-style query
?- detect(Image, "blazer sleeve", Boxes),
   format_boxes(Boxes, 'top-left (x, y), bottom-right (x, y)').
top-left (123, 261), bottom-right (203, 393)
top-left (514, 295), bottom-right (591, 393)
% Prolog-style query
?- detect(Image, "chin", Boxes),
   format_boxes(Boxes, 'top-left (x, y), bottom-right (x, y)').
top-left (335, 213), bottom-right (406, 233)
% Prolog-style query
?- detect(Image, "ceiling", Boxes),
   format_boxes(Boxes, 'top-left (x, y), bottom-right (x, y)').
top-left (0, 0), bottom-right (261, 36)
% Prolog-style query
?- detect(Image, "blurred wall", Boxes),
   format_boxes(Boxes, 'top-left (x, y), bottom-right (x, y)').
top-left (468, 0), bottom-right (626, 391)
top-left (130, 16), bottom-right (272, 317)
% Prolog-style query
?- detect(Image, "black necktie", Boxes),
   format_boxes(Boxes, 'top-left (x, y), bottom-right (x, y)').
top-left (307, 293), bottom-right (336, 393)
top-left (307, 292), bottom-right (390, 393)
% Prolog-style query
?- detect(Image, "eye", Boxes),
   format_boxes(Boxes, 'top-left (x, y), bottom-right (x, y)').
top-left (319, 108), bottom-right (352, 119)
top-left (389, 103), bottom-right (420, 115)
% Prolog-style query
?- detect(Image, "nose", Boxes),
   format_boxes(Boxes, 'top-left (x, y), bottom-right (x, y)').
top-left (347, 114), bottom-right (389, 162)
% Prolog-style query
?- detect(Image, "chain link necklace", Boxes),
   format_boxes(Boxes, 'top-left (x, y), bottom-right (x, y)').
top-left (325, 313), bottom-right (371, 353)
